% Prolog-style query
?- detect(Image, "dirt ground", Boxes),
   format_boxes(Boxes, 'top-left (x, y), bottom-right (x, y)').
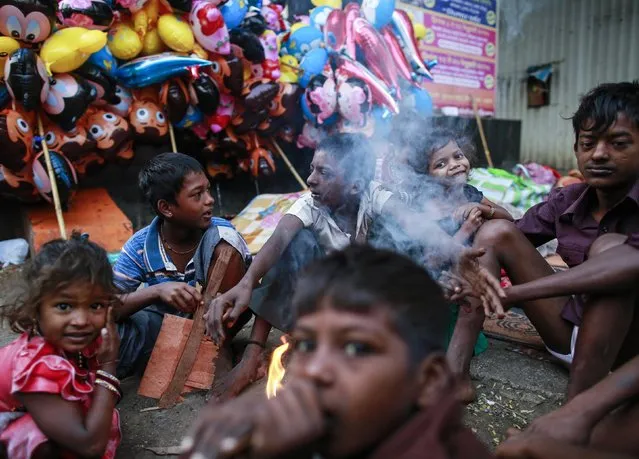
top-left (0, 265), bottom-right (567, 458)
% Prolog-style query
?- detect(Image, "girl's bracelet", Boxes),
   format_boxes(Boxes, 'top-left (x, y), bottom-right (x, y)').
top-left (95, 379), bottom-right (122, 403)
top-left (96, 369), bottom-right (120, 386)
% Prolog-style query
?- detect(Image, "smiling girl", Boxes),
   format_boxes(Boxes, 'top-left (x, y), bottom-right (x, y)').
top-left (0, 234), bottom-right (121, 459)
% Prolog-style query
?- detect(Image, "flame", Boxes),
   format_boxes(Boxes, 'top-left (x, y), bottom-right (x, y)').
top-left (266, 338), bottom-right (289, 399)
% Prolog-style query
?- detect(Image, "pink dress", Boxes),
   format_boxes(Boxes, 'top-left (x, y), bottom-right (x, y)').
top-left (0, 334), bottom-right (121, 459)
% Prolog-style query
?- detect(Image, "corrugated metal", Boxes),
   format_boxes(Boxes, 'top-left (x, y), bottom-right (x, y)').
top-left (497, 0), bottom-right (639, 170)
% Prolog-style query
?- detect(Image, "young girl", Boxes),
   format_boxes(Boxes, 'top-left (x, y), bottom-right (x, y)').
top-left (0, 233), bottom-right (121, 459)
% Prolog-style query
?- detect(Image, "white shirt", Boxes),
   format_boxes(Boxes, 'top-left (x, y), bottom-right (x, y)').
top-left (286, 181), bottom-right (393, 253)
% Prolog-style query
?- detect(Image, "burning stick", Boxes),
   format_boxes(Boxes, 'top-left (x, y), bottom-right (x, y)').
top-left (266, 338), bottom-right (290, 399)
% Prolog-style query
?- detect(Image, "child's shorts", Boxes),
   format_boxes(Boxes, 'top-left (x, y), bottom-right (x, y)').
top-left (546, 325), bottom-right (579, 366)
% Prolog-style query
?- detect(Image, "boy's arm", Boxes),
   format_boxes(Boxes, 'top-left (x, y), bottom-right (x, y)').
top-left (505, 243), bottom-right (639, 305)
top-left (497, 436), bottom-right (635, 459)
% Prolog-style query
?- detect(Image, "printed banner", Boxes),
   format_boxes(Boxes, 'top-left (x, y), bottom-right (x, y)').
top-left (399, 0), bottom-right (498, 116)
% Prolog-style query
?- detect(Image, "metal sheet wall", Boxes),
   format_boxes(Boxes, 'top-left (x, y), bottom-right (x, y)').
top-left (497, 0), bottom-right (639, 170)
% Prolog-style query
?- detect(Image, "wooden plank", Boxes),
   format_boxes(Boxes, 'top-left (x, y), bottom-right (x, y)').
top-left (158, 246), bottom-right (234, 408)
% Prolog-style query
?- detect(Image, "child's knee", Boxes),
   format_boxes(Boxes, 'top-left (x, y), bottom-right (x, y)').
top-left (588, 233), bottom-right (628, 258)
top-left (474, 219), bottom-right (519, 247)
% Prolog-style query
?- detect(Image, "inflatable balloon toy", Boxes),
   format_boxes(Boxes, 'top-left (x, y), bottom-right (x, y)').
top-left (207, 48), bottom-right (244, 96)
top-left (107, 21), bottom-right (143, 60)
top-left (87, 45), bottom-right (118, 77)
top-left (311, 0), bottom-right (342, 8)
top-left (0, 37), bottom-right (20, 80)
top-left (243, 78), bottom-right (279, 111)
top-left (300, 92), bottom-right (337, 127)
top-left (86, 108), bottom-right (134, 163)
top-left (0, 0), bottom-right (56, 44)
top-left (381, 25), bottom-right (417, 84)
top-left (337, 77), bottom-right (372, 128)
top-left (73, 63), bottom-right (119, 104)
top-left (116, 0), bottom-right (149, 12)
top-left (43, 73), bottom-right (98, 131)
top-left (323, 9), bottom-right (345, 51)
top-left (116, 52), bottom-right (212, 88)
top-left (239, 7), bottom-right (267, 36)
top-left (361, 0), bottom-right (395, 30)
top-left (41, 27), bottom-right (108, 74)
top-left (0, 106), bottom-right (34, 172)
top-left (258, 82), bottom-right (302, 137)
top-left (407, 85), bottom-right (433, 117)
top-left (252, 29), bottom-right (280, 80)
top-left (32, 150), bottom-right (78, 210)
top-left (158, 14), bottom-right (194, 52)
top-left (206, 92), bottom-right (234, 133)
top-left (159, 78), bottom-right (189, 124)
top-left (190, 2), bottom-right (230, 55)
top-left (262, 3), bottom-right (285, 33)
top-left (0, 84), bottom-right (10, 110)
top-left (310, 6), bottom-right (333, 29)
top-left (130, 90), bottom-right (168, 144)
top-left (391, 10), bottom-right (433, 80)
top-left (42, 118), bottom-right (97, 163)
top-left (231, 103), bottom-right (268, 135)
top-left (58, 0), bottom-right (115, 31)
top-left (230, 28), bottom-right (265, 63)
top-left (175, 105), bottom-right (203, 130)
top-left (296, 121), bottom-right (324, 149)
top-left (189, 68), bottom-right (220, 115)
top-left (305, 71), bottom-right (336, 125)
top-left (99, 84), bottom-right (133, 117)
top-left (279, 55), bottom-right (299, 84)
top-left (132, 0), bottom-right (160, 37)
top-left (343, 2), bottom-right (360, 59)
top-left (298, 46), bottom-right (328, 88)
top-left (220, 0), bottom-right (249, 30)
top-left (281, 24), bottom-right (323, 61)
top-left (0, 164), bottom-right (38, 202)
top-left (4, 48), bottom-right (49, 112)
top-left (162, 0), bottom-right (194, 13)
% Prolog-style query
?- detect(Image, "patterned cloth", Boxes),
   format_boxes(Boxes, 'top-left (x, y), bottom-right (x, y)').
top-left (469, 168), bottom-right (552, 212)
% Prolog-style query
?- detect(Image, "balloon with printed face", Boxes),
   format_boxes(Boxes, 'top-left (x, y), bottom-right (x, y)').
top-left (190, 2), bottom-right (230, 54)
top-left (353, 18), bottom-right (400, 98)
top-left (116, 53), bottom-right (212, 88)
top-left (324, 9), bottom-right (345, 51)
top-left (206, 92), bottom-right (234, 133)
top-left (86, 108), bottom-right (133, 162)
top-left (42, 118), bottom-right (96, 163)
top-left (0, 37), bottom-right (20, 80)
top-left (305, 72), bottom-right (337, 125)
top-left (300, 93), bottom-right (337, 127)
top-left (361, 0), bottom-right (395, 30)
top-left (88, 45), bottom-right (118, 77)
top-left (251, 29), bottom-right (279, 80)
top-left (207, 49), bottom-right (244, 96)
top-left (391, 10), bottom-right (433, 80)
top-left (230, 28), bottom-right (264, 63)
top-left (32, 150), bottom-right (79, 210)
top-left (310, 6), bottom-right (332, 29)
top-left (337, 77), bottom-right (371, 127)
top-left (240, 9), bottom-right (267, 36)
top-left (298, 47), bottom-right (328, 88)
top-left (175, 105), bottom-right (203, 129)
top-left (296, 120), bottom-right (324, 149)
top-left (43, 73), bottom-right (97, 131)
top-left (261, 4), bottom-right (285, 33)
top-left (244, 79), bottom-right (278, 111)
top-left (220, 0), bottom-right (248, 30)
top-left (0, 106), bottom-right (34, 172)
top-left (102, 84), bottom-right (133, 117)
top-left (190, 71), bottom-right (220, 115)
top-left (58, 0), bottom-right (115, 31)
top-left (282, 24), bottom-right (323, 61)
top-left (130, 99), bottom-right (168, 144)
top-left (73, 63), bottom-right (119, 104)
top-left (160, 78), bottom-right (189, 123)
top-left (0, 0), bottom-right (56, 44)
top-left (4, 48), bottom-right (50, 112)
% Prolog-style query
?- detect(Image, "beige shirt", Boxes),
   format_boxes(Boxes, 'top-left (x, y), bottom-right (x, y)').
top-left (286, 181), bottom-right (393, 253)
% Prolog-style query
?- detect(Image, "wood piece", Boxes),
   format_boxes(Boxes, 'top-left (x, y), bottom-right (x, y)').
top-left (158, 246), bottom-right (234, 408)
top-left (471, 96), bottom-right (494, 168)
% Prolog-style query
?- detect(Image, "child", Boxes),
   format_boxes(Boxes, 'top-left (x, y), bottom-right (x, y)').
top-left (181, 246), bottom-right (494, 459)
top-left (113, 152), bottom-right (251, 379)
top-left (451, 81), bottom-right (639, 401)
top-left (0, 234), bottom-right (121, 459)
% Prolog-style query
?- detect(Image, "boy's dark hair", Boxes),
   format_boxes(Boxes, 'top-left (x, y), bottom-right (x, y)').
top-left (317, 133), bottom-right (376, 186)
top-left (292, 245), bottom-right (448, 364)
top-left (571, 81), bottom-right (639, 148)
top-left (139, 152), bottom-right (205, 214)
top-left (407, 128), bottom-right (476, 175)
top-left (1, 232), bottom-right (116, 334)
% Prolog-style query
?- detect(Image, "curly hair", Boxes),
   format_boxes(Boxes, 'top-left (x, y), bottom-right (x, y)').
top-left (406, 128), bottom-right (476, 176)
top-left (1, 232), bottom-right (117, 334)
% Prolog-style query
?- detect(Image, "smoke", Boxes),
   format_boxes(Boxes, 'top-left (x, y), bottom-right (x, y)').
top-left (500, 0), bottom-right (554, 42)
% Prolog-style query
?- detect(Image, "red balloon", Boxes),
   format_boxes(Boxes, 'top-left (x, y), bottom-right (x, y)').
top-left (391, 10), bottom-right (433, 80)
top-left (353, 17), bottom-right (400, 99)
top-left (324, 9), bottom-right (346, 51)
top-left (0, 106), bottom-right (34, 173)
top-left (381, 25), bottom-right (417, 85)
top-left (343, 2), bottom-right (360, 59)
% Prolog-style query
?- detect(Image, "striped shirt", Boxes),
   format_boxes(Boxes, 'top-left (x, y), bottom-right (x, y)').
top-left (113, 217), bottom-right (250, 294)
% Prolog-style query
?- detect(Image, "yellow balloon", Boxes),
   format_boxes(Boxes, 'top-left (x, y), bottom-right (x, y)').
top-left (108, 22), bottom-right (143, 60)
top-left (141, 28), bottom-right (165, 55)
top-left (192, 42), bottom-right (208, 60)
top-left (41, 28), bottom-right (107, 74)
top-left (0, 37), bottom-right (21, 79)
top-left (311, 0), bottom-right (342, 8)
top-left (158, 14), bottom-right (194, 53)
top-left (279, 55), bottom-right (299, 84)
top-left (413, 22), bottom-right (427, 40)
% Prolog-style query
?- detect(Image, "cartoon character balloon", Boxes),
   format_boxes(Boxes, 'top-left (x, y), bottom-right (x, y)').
top-left (0, 106), bottom-right (34, 172)
top-left (0, 0), bottom-right (56, 44)
top-left (337, 77), bottom-right (372, 127)
top-left (58, 0), bottom-right (115, 31)
top-left (220, 0), bottom-right (248, 30)
top-left (32, 150), bottom-right (79, 210)
top-left (42, 119), bottom-right (96, 163)
top-left (43, 73), bottom-right (98, 131)
top-left (0, 165), bottom-right (38, 202)
top-left (206, 93), bottom-right (234, 133)
top-left (361, 0), bottom-right (396, 30)
top-left (305, 72), bottom-right (337, 125)
top-left (73, 63), bottom-right (119, 104)
top-left (0, 37), bottom-right (20, 79)
top-left (86, 108), bottom-right (134, 163)
top-left (4, 48), bottom-right (50, 112)
top-left (190, 2), bottom-right (230, 54)
top-left (130, 98), bottom-right (168, 144)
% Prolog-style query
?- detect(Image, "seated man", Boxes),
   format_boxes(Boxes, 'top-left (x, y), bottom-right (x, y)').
top-left (113, 152), bottom-right (251, 379)
top-left (181, 246), bottom-right (493, 459)
top-left (448, 81), bottom-right (639, 400)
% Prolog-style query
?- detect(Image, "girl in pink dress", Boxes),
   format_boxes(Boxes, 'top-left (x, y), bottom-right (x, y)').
top-left (0, 233), bottom-right (121, 459)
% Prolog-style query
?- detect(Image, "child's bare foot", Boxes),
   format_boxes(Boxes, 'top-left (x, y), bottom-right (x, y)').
top-left (456, 376), bottom-right (477, 404)
top-left (208, 344), bottom-right (265, 402)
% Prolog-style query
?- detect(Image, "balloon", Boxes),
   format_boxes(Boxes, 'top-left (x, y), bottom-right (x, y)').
top-left (102, 84), bottom-right (133, 117)
top-left (0, 84), bottom-right (10, 110)
top-left (132, 0), bottom-right (160, 38)
top-left (232, 103), bottom-right (268, 134)
top-left (72, 151), bottom-right (106, 178)
top-left (0, 106), bottom-right (34, 172)
top-left (208, 50), bottom-right (244, 96)
top-left (32, 150), bottom-right (78, 210)
top-left (116, 0), bottom-right (149, 13)
top-left (41, 27), bottom-right (108, 73)
top-left (305, 72), bottom-right (336, 125)
top-left (86, 108), bottom-right (133, 162)
top-left (381, 25), bottom-right (416, 84)
top-left (252, 29), bottom-right (279, 80)
top-left (163, 0), bottom-right (193, 12)
top-left (58, 0), bottom-right (115, 31)
top-left (282, 24), bottom-right (323, 61)
top-left (408, 86), bottom-right (433, 116)
top-left (343, 2), bottom-right (360, 59)
top-left (5, 48), bottom-right (50, 111)
top-left (43, 73), bottom-right (98, 131)
top-left (324, 9), bottom-right (345, 51)
top-left (337, 77), bottom-right (371, 127)
top-left (391, 10), bottom-right (433, 80)
top-left (296, 121), bottom-right (324, 149)
top-left (334, 53), bottom-right (399, 114)
top-left (261, 4), bottom-right (285, 33)
top-left (220, 0), bottom-right (248, 30)
top-left (88, 45), bottom-right (118, 76)
top-left (175, 105), bottom-right (203, 129)
top-left (115, 53), bottom-right (212, 88)
top-left (311, 0), bottom-right (342, 8)
top-left (300, 94), bottom-right (338, 127)
top-left (353, 18), bottom-right (400, 98)
top-left (42, 118), bottom-right (96, 163)
top-left (0, 0), bottom-right (56, 44)
top-left (142, 27), bottom-right (166, 55)
top-left (244, 79), bottom-right (278, 111)
top-left (370, 105), bottom-right (392, 138)
top-left (0, 165), bottom-right (38, 202)
top-left (107, 21), bottom-right (142, 60)
top-left (159, 78), bottom-right (189, 123)
top-left (158, 14), bottom-right (194, 52)
top-left (257, 82), bottom-right (301, 136)
top-left (190, 71), bottom-right (220, 115)
top-left (361, 0), bottom-right (395, 30)
top-left (73, 63), bottom-right (118, 104)
top-left (206, 93), bottom-right (234, 133)
top-left (190, 2), bottom-right (230, 54)
top-left (240, 10), bottom-right (267, 36)
top-left (0, 37), bottom-right (20, 79)
top-left (298, 47), bottom-right (328, 88)
top-left (130, 99), bottom-right (168, 144)
top-left (230, 28), bottom-right (264, 63)
top-left (310, 6), bottom-right (332, 29)
top-left (279, 55), bottom-right (299, 84)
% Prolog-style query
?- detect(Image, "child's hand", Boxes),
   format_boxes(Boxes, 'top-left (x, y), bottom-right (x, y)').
top-left (156, 282), bottom-right (203, 313)
top-left (453, 203), bottom-right (480, 225)
top-left (453, 248), bottom-right (506, 317)
top-left (506, 404), bottom-right (592, 446)
top-left (97, 307), bottom-right (120, 369)
top-left (205, 282), bottom-right (253, 345)
top-left (460, 207), bottom-right (484, 234)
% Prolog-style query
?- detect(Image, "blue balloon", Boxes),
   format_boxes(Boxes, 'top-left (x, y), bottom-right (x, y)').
top-left (283, 25), bottom-right (324, 61)
top-left (88, 45), bottom-right (118, 77)
top-left (175, 106), bottom-right (204, 129)
top-left (115, 53), bottom-right (212, 88)
top-left (310, 6), bottom-right (333, 29)
top-left (362, 0), bottom-right (396, 30)
top-left (301, 95), bottom-right (338, 127)
top-left (0, 84), bottom-right (9, 110)
top-left (371, 106), bottom-right (392, 137)
top-left (410, 87), bottom-right (433, 116)
top-left (298, 47), bottom-right (328, 89)
top-left (221, 0), bottom-right (249, 30)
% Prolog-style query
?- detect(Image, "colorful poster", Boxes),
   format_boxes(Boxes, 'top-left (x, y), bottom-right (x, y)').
top-left (399, 0), bottom-right (498, 116)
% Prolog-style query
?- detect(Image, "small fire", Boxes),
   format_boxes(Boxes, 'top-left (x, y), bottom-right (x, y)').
top-left (266, 338), bottom-right (289, 399)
